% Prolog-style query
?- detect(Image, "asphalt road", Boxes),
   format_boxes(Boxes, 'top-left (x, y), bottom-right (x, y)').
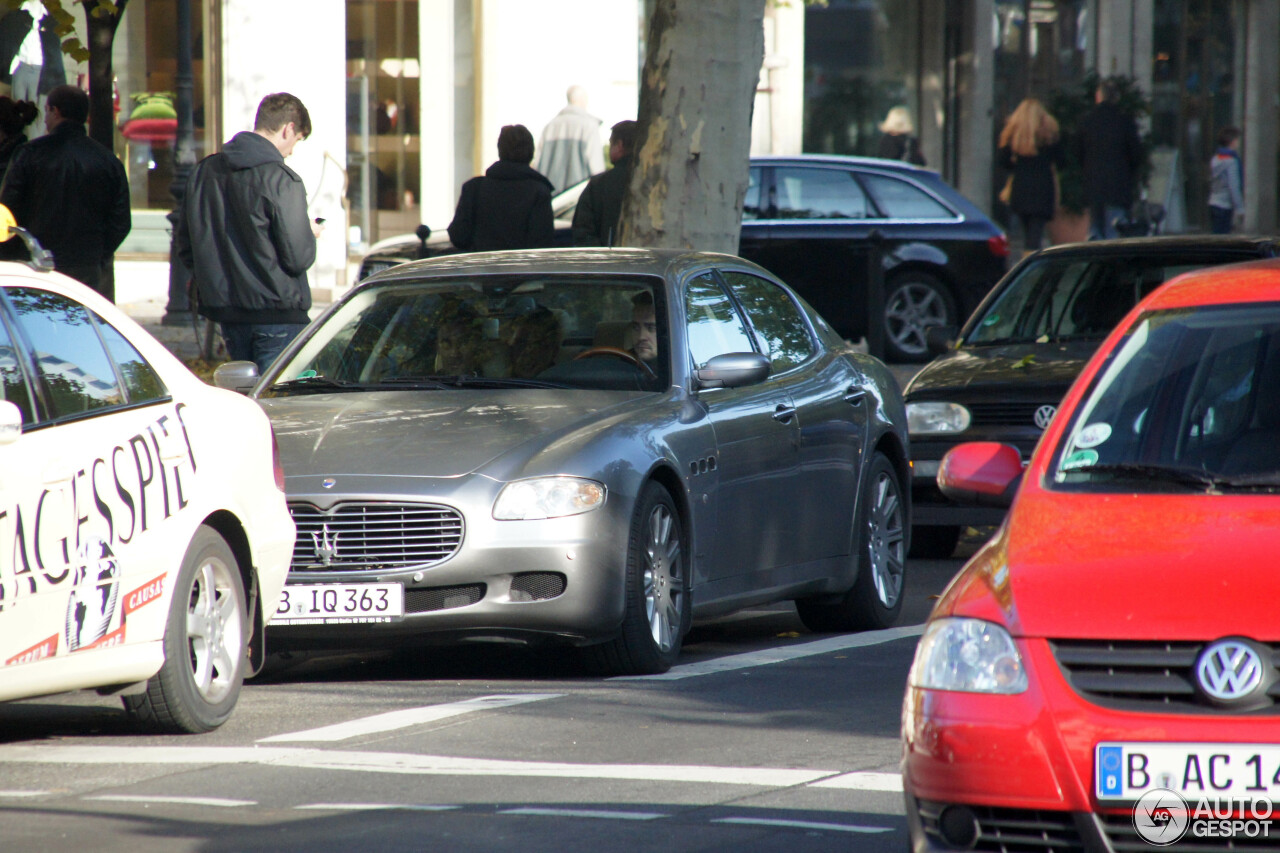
top-left (0, 545), bottom-right (976, 853)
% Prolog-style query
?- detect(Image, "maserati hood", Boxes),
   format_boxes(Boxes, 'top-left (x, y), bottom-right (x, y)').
top-left (260, 389), bottom-right (642, 478)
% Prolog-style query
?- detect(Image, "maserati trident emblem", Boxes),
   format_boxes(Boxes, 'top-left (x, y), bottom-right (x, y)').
top-left (1196, 639), bottom-right (1263, 701)
top-left (311, 523), bottom-right (340, 566)
top-left (1033, 405), bottom-right (1057, 430)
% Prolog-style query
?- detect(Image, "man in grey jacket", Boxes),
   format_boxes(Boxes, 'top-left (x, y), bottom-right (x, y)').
top-left (535, 85), bottom-right (605, 194)
top-left (175, 92), bottom-right (319, 372)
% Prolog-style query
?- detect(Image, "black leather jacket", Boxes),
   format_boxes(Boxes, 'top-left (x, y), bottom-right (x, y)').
top-left (175, 131), bottom-right (315, 323)
top-left (0, 121), bottom-right (130, 269)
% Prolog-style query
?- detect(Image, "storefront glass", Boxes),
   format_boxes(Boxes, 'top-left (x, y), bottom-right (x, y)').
top-left (346, 0), bottom-right (421, 248)
top-left (802, 0), bottom-right (923, 158)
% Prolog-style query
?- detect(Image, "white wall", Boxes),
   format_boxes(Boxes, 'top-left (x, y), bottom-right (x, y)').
top-left (475, 0), bottom-right (640, 177)
top-left (220, 0), bottom-right (347, 300)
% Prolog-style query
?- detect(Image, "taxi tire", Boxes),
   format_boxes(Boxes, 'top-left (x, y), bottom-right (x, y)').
top-left (796, 453), bottom-right (907, 632)
top-left (583, 482), bottom-right (688, 676)
top-left (123, 526), bottom-right (247, 733)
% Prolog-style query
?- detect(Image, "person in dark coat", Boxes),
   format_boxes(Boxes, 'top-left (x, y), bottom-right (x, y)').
top-left (876, 106), bottom-right (926, 166)
top-left (1076, 78), bottom-right (1142, 240)
top-left (0, 85), bottom-right (130, 300)
top-left (174, 92), bottom-right (319, 373)
top-left (997, 97), bottom-right (1065, 254)
top-left (571, 119), bottom-right (638, 247)
top-left (448, 124), bottom-right (554, 252)
top-left (0, 96), bottom-right (37, 185)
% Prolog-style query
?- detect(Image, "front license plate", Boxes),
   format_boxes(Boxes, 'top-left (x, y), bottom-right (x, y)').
top-left (273, 583), bottom-right (404, 624)
top-left (1097, 743), bottom-right (1280, 801)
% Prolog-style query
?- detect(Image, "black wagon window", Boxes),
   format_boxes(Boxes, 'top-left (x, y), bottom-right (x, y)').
top-left (685, 273), bottom-right (756, 369)
top-left (721, 272), bottom-right (814, 372)
top-left (8, 287), bottom-right (123, 419)
top-left (774, 166), bottom-right (869, 220)
top-left (860, 173), bottom-right (952, 219)
top-left (0, 313), bottom-right (34, 425)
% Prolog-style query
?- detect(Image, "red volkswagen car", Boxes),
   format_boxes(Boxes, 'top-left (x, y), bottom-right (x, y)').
top-left (902, 257), bottom-right (1280, 851)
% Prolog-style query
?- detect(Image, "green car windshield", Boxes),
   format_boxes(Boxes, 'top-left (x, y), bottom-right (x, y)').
top-left (967, 256), bottom-right (1230, 346)
top-left (266, 275), bottom-right (670, 394)
top-left (1051, 303), bottom-right (1280, 490)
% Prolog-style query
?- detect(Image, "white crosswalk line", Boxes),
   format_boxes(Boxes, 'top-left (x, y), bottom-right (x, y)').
top-left (259, 693), bottom-right (563, 743)
top-left (807, 771), bottom-right (903, 791)
top-left (713, 816), bottom-right (892, 834)
top-left (85, 794), bottom-right (256, 808)
top-left (613, 624), bottom-right (925, 681)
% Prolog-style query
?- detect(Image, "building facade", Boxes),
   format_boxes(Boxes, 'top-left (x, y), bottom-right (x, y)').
top-left (65, 0), bottom-right (1277, 296)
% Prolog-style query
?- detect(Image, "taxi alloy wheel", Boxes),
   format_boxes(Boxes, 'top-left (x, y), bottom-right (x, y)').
top-left (124, 526), bottom-right (248, 733)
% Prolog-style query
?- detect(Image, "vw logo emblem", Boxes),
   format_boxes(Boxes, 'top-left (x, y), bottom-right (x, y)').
top-left (1033, 405), bottom-right (1057, 430)
top-left (1196, 639), bottom-right (1263, 701)
top-left (322, 477), bottom-right (337, 489)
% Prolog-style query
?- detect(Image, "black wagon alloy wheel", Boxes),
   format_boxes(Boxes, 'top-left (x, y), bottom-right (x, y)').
top-left (883, 272), bottom-right (955, 363)
top-left (585, 482), bottom-right (688, 676)
top-left (124, 525), bottom-right (248, 733)
top-left (795, 452), bottom-right (907, 632)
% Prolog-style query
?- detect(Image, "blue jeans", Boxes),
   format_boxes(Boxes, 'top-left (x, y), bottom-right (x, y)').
top-left (220, 322), bottom-right (307, 375)
top-left (1088, 204), bottom-right (1127, 240)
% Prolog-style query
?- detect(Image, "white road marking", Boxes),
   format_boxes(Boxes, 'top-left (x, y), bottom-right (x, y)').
top-left (614, 624), bottom-right (925, 681)
top-left (808, 771), bottom-right (903, 792)
top-left (0, 745), bottom-right (840, 787)
top-left (713, 816), bottom-right (892, 834)
top-left (259, 693), bottom-right (563, 743)
top-left (0, 790), bottom-right (49, 797)
top-left (296, 803), bottom-right (459, 812)
top-left (500, 807), bottom-right (667, 821)
top-left (84, 794), bottom-right (256, 808)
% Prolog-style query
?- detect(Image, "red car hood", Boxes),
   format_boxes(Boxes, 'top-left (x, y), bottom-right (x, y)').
top-left (951, 490), bottom-right (1280, 641)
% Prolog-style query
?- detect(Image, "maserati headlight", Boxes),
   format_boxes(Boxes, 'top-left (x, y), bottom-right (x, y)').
top-left (906, 401), bottom-right (971, 435)
top-left (909, 617), bottom-right (1027, 694)
top-left (493, 477), bottom-right (606, 520)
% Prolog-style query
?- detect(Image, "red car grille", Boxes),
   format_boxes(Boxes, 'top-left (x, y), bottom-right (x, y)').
top-left (288, 502), bottom-right (464, 573)
top-left (914, 800), bottom-right (1086, 851)
top-left (1051, 640), bottom-right (1280, 714)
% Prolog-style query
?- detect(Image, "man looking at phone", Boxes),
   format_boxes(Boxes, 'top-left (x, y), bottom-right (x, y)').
top-left (175, 92), bottom-right (322, 373)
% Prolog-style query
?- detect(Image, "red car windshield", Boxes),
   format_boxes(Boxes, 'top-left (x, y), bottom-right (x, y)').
top-left (1051, 303), bottom-right (1280, 489)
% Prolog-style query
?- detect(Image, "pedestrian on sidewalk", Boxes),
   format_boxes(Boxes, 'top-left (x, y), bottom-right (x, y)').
top-left (0, 95), bottom-right (37, 184)
top-left (997, 97), bottom-right (1064, 254)
top-left (876, 106), bottom-right (925, 166)
top-left (448, 124), bottom-right (555, 253)
top-left (571, 119), bottom-right (638, 247)
top-left (1208, 126), bottom-right (1243, 234)
top-left (174, 92), bottom-right (320, 374)
top-left (0, 84), bottom-right (130, 300)
top-left (535, 85), bottom-right (605, 194)
top-left (1077, 78), bottom-right (1142, 240)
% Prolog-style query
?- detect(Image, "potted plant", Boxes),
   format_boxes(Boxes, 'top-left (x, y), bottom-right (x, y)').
top-left (1046, 72), bottom-right (1153, 243)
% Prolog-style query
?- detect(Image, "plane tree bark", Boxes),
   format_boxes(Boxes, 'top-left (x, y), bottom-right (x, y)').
top-left (619, 0), bottom-right (766, 254)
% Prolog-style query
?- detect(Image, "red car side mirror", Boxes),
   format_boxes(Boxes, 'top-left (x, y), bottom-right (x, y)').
top-left (937, 442), bottom-right (1024, 508)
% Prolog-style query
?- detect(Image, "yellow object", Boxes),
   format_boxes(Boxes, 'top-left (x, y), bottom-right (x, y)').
top-left (0, 205), bottom-right (16, 241)
top-left (999, 175), bottom-right (1014, 205)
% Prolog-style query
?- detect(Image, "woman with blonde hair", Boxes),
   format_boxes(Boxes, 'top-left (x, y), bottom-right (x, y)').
top-left (998, 97), bottom-right (1064, 253)
top-left (877, 106), bottom-right (925, 166)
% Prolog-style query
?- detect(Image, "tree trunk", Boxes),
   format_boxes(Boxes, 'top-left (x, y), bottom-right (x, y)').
top-left (619, 0), bottom-right (766, 254)
top-left (82, 0), bottom-right (127, 151)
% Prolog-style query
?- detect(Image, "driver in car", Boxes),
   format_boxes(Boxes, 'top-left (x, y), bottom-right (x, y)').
top-left (629, 291), bottom-right (658, 365)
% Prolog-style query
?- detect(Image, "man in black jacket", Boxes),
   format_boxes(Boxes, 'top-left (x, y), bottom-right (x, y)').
top-left (0, 84), bottom-right (130, 300)
top-left (1077, 78), bottom-right (1142, 240)
top-left (175, 92), bottom-right (319, 373)
top-left (572, 120), bottom-right (638, 247)
top-left (447, 124), bottom-right (554, 252)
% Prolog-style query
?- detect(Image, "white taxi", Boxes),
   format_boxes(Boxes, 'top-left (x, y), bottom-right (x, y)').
top-left (0, 252), bottom-right (294, 733)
